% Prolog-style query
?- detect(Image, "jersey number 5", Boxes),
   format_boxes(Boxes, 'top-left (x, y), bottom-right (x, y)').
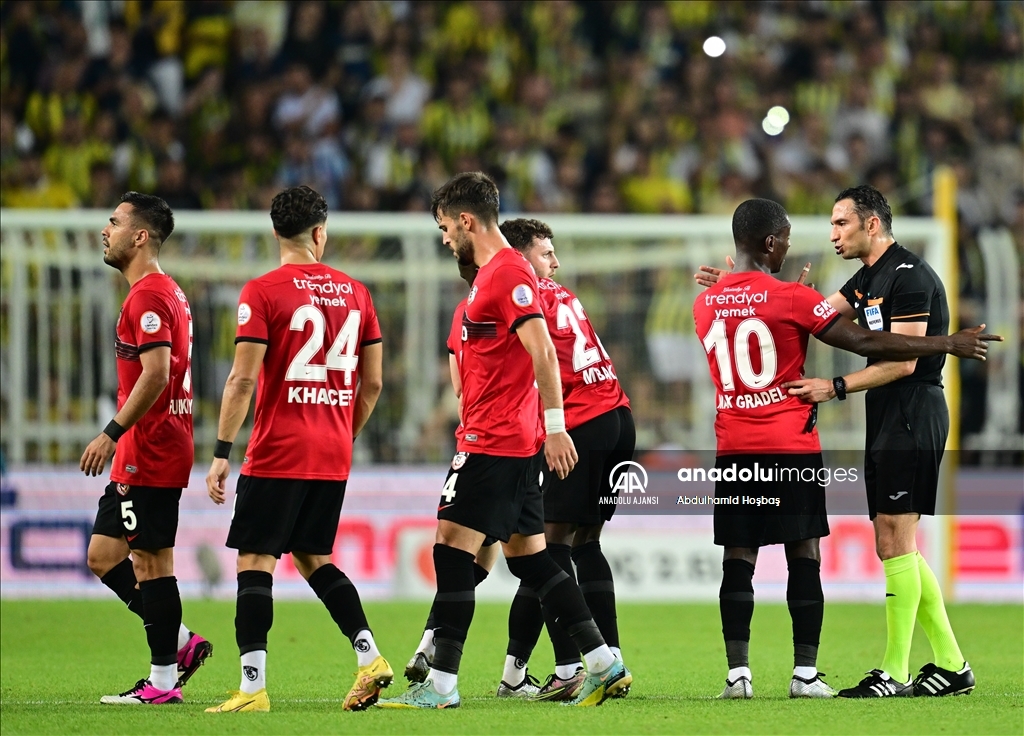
top-left (702, 317), bottom-right (777, 391)
top-left (286, 306), bottom-right (361, 385)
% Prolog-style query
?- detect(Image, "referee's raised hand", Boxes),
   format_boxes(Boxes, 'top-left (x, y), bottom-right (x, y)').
top-left (948, 324), bottom-right (1003, 360)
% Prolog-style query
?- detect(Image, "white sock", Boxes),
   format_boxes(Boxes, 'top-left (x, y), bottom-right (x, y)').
top-left (428, 667), bottom-right (457, 695)
top-left (352, 629), bottom-right (381, 668)
top-left (150, 663), bottom-right (177, 691)
top-left (794, 666), bottom-right (817, 680)
top-left (728, 666), bottom-right (752, 682)
top-left (417, 628), bottom-right (436, 658)
top-left (240, 650), bottom-right (267, 694)
top-left (502, 655), bottom-right (526, 686)
top-left (556, 663), bottom-right (582, 680)
top-left (610, 646), bottom-right (622, 661)
top-left (581, 645), bottom-right (615, 674)
top-left (177, 625), bottom-right (191, 652)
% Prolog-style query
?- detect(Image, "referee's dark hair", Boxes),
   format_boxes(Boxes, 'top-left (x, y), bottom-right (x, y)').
top-left (500, 218), bottom-right (553, 253)
top-left (732, 198), bottom-right (790, 247)
top-left (836, 185), bottom-right (893, 236)
top-left (271, 185), bottom-right (328, 239)
top-left (120, 191), bottom-right (174, 247)
top-left (431, 171), bottom-right (500, 226)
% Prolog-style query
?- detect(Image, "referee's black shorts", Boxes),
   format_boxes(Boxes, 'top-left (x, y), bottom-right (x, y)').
top-left (864, 383), bottom-right (948, 519)
top-left (544, 406), bottom-right (636, 526)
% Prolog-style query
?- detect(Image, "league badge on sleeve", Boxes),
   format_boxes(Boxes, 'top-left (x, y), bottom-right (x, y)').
top-left (512, 284), bottom-right (534, 307)
top-left (140, 311), bottom-right (162, 334)
top-left (237, 303), bottom-right (252, 325)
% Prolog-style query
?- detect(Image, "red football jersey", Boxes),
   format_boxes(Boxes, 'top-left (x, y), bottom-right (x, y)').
top-left (692, 270), bottom-right (841, 455)
top-left (447, 297), bottom-right (468, 443)
top-left (537, 278), bottom-right (629, 429)
top-left (458, 247), bottom-right (544, 457)
top-left (235, 263), bottom-right (381, 480)
top-left (111, 273), bottom-right (194, 487)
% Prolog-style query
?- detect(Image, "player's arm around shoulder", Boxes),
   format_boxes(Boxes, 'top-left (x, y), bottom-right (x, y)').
top-left (515, 316), bottom-right (578, 479)
top-left (206, 339), bottom-right (267, 504)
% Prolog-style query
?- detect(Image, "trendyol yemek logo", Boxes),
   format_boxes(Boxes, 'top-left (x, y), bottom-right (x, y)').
top-left (609, 461), bottom-right (647, 494)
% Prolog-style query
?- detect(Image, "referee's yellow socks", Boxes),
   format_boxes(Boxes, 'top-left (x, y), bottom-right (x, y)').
top-left (916, 552), bottom-right (965, 671)
top-left (880, 552), bottom-right (920, 683)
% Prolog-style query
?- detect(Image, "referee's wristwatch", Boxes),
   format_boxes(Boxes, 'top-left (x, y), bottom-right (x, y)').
top-left (831, 376), bottom-right (848, 401)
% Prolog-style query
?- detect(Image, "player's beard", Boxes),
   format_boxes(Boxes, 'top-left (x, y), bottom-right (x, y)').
top-left (102, 239), bottom-right (130, 271)
top-left (452, 225), bottom-right (475, 267)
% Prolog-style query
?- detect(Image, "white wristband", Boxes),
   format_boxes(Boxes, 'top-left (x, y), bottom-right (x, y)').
top-left (544, 408), bottom-right (566, 435)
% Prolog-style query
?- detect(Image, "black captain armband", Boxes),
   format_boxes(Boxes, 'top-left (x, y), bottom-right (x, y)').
top-left (102, 419), bottom-right (126, 443)
top-left (832, 376), bottom-right (848, 401)
top-left (214, 439), bottom-right (233, 460)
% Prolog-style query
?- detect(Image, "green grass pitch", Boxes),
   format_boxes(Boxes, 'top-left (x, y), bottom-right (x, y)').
top-left (1, 600), bottom-right (1021, 735)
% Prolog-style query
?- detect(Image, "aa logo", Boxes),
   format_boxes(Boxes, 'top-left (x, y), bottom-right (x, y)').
top-left (609, 461), bottom-right (647, 494)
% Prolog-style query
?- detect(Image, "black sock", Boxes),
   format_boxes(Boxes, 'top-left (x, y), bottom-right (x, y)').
top-left (430, 544), bottom-right (476, 674)
top-left (423, 562), bottom-right (488, 635)
top-left (99, 558), bottom-right (144, 620)
top-left (507, 585), bottom-right (543, 662)
top-left (542, 544), bottom-right (581, 665)
top-left (307, 564), bottom-right (370, 644)
top-left (506, 550), bottom-right (605, 657)
top-left (139, 576), bottom-right (181, 666)
top-left (572, 541), bottom-right (619, 649)
top-left (720, 559), bottom-right (755, 669)
top-left (787, 557), bottom-right (824, 668)
top-left (236, 570), bottom-right (274, 655)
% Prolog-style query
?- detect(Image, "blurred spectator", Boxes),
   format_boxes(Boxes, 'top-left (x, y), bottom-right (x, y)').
top-left (363, 45), bottom-right (431, 126)
top-left (153, 156), bottom-right (201, 210)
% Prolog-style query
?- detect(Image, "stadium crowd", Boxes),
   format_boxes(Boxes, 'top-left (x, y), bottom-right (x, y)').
top-left (2, 1), bottom-right (1020, 222)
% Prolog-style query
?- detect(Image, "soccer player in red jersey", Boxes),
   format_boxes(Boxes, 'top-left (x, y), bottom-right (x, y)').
top-left (81, 192), bottom-right (211, 705)
top-left (498, 218), bottom-right (635, 701)
top-left (693, 199), bottom-right (998, 700)
top-left (379, 172), bottom-right (629, 709)
top-left (204, 186), bottom-right (391, 713)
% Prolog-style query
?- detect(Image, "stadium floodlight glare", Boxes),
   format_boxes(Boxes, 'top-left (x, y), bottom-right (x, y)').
top-left (766, 105), bottom-right (790, 127)
top-left (702, 36), bottom-right (726, 58)
top-left (762, 117), bottom-right (785, 136)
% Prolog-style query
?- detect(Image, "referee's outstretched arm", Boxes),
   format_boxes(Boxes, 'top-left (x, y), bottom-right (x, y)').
top-left (816, 318), bottom-right (1001, 361)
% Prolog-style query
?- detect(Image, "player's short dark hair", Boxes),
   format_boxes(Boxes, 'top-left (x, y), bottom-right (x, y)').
top-left (431, 171), bottom-right (499, 226)
top-left (270, 185), bottom-right (328, 238)
top-left (500, 218), bottom-right (553, 252)
top-left (835, 184), bottom-right (893, 235)
top-left (120, 191), bottom-right (174, 245)
top-left (732, 198), bottom-right (790, 247)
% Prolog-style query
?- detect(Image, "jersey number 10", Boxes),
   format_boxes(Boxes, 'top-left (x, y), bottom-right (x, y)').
top-left (702, 317), bottom-right (777, 391)
top-left (286, 305), bottom-right (361, 385)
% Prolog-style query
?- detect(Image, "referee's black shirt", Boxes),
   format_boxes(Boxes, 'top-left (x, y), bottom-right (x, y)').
top-left (839, 242), bottom-right (950, 388)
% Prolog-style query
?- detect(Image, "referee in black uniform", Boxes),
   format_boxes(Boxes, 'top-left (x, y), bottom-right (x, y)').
top-left (784, 185), bottom-right (976, 698)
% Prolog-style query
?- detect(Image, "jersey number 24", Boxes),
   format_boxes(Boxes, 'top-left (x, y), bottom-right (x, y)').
top-left (286, 305), bottom-right (361, 385)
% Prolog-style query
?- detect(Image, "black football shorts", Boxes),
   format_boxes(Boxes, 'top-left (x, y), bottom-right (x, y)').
top-left (544, 406), bottom-right (636, 525)
top-left (93, 482), bottom-right (182, 550)
top-left (713, 453), bottom-right (829, 548)
top-left (226, 475), bottom-right (348, 557)
top-left (437, 449), bottom-right (545, 542)
top-left (864, 383), bottom-right (948, 519)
